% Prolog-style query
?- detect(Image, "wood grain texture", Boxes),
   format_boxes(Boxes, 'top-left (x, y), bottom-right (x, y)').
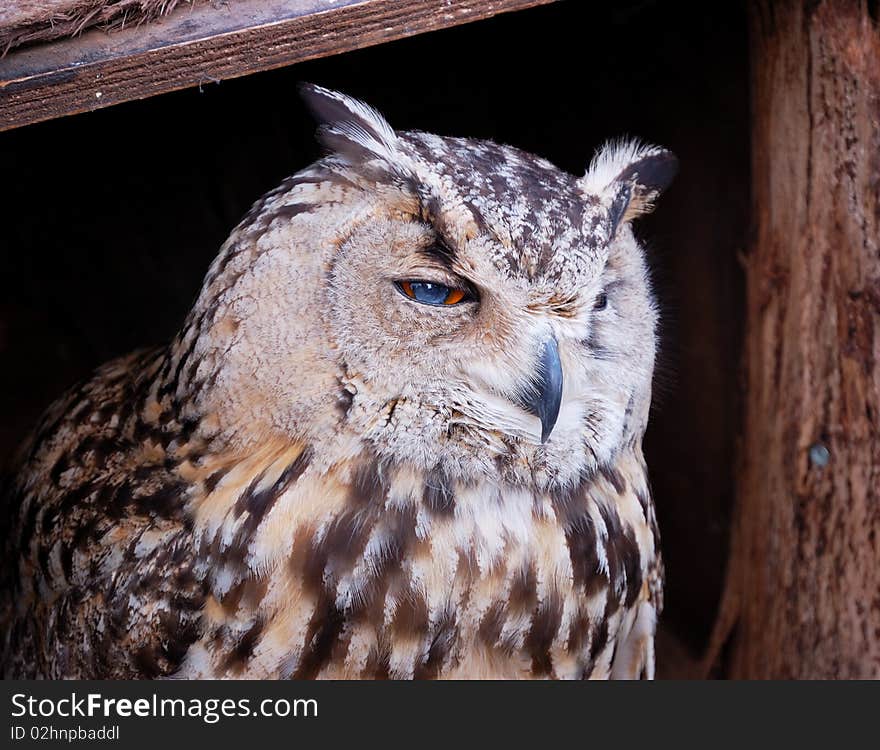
top-left (706, 0), bottom-right (880, 678)
top-left (0, 0), bottom-right (557, 132)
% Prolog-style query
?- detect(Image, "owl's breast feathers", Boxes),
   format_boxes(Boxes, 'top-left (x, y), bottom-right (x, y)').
top-left (1, 349), bottom-right (661, 679)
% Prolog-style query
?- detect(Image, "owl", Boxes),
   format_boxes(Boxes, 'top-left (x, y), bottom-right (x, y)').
top-left (0, 86), bottom-right (676, 679)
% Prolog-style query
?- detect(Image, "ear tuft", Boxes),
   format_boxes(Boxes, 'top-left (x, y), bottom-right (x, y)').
top-left (579, 139), bottom-right (678, 233)
top-left (299, 83), bottom-right (400, 167)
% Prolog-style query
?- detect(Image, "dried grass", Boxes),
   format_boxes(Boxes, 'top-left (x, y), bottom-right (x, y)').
top-left (0, 0), bottom-right (204, 55)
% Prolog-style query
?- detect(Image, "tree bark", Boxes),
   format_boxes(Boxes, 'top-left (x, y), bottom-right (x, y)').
top-left (707, 0), bottom-right (880, 679)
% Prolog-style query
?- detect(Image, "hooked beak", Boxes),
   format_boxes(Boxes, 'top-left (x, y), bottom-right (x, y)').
top-left (517, 337), bottom-right (563, 443)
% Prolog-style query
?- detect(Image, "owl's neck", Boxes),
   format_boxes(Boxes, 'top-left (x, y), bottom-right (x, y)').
top-left (139, 341), bottom-right (652, 525)
top-left (180, 433), bottom-right (654, 593)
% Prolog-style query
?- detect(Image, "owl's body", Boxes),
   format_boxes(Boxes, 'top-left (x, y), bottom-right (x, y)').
top-left (1, 88), bottom-right (674, 679)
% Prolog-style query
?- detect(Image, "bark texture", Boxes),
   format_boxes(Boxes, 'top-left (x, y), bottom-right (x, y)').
top-left (710, 0), bottom-right (880, 678)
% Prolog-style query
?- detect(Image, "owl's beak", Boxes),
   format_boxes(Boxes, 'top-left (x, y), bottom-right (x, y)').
top-left (518, 337), bottom-right (563, 443)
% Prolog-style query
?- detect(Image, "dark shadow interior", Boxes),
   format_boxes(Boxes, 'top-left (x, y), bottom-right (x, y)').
top-left (0, 0), bottom-right (749, 674)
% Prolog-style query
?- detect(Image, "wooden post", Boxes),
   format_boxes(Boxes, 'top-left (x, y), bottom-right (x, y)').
top-left (707, 0), bottom-right (880, 678)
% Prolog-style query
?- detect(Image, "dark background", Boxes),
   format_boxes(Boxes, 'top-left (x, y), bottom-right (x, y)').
top-left (0, 0), bottom-right (749, 674)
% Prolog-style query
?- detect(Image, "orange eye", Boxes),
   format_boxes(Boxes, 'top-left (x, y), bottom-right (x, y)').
top-left (443, 288), bottom-right (465, 305)
top-left (398, 281), bottom-right (469, 306)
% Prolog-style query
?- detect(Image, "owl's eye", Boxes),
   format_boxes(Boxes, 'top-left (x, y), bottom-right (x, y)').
top-left (593, 292), bottom-right (608, 311)
top-left (397, 281), bottom-right (468, 306)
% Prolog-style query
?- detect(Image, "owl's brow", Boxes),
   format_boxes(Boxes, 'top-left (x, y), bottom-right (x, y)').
top-left (417, 194), bottom-right (459, 253)
top-left (418, 242), bottom-right (456, 271)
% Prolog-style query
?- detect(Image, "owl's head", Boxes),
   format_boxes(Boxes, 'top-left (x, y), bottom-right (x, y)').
top-left (184, 86), bottom-right (676, 489)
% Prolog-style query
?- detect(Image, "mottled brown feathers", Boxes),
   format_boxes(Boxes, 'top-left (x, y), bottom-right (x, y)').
top-left (1, 348), bottom-right (206, 678)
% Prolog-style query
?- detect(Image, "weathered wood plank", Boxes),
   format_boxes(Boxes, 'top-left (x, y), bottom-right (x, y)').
top-left (0, 0), bottom-right (556, 131)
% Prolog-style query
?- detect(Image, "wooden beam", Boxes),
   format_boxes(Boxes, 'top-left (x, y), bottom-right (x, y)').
top-left (704, 0), bottom-right (880, 679)
top-left (0, 0), bottom-right (556, 132)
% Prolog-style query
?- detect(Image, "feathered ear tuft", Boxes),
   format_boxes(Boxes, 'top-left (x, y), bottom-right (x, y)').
top-left (579, 139), bottom-right (678, 237)
top-left (299, 84), bottom-right (401, 168)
